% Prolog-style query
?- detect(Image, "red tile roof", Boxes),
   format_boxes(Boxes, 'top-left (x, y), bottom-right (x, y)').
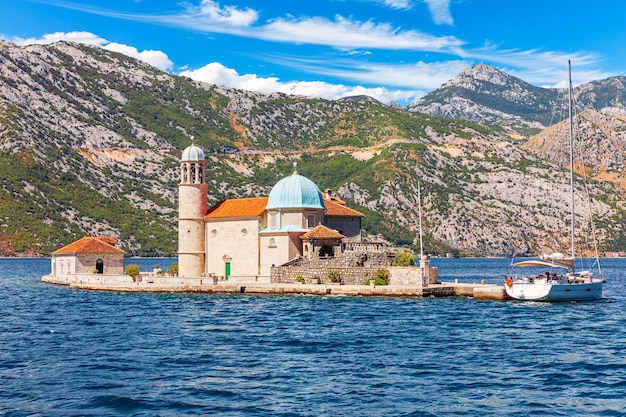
top-left (206, 197), bottom-right (268, 219)
top-left (96, 236), bottom-right (118, 245)
top-left (300, 224), bottom-right (345, 240)
top-left (324, 200), bottom-right (364, 217)
top-left (53, 236), bottom-right (124, 254)
top-left (204, 196), bottom-right (362, 219)
top-left (323, 191), bottom-right (346, 204)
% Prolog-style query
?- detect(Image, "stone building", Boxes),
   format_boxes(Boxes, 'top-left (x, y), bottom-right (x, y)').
top-left (177, 144), bottom-right (365, 281)
top-left (49, 236), bottom-right (124, 276)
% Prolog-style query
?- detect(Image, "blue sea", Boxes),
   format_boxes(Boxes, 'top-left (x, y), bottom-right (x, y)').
top-left (1, 257), bottom-right (625, 416)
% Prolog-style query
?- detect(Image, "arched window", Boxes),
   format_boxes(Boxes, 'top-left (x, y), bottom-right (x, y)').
top-left (190, 164), bottom-right (197, 183)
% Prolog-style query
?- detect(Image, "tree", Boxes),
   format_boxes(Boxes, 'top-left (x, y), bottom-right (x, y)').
top-left (395, 252), bottom-right (415, 266)
top-left (167, 263), bottom-right (179, 276)
top-left (125, 264), bottom-right (140, 278)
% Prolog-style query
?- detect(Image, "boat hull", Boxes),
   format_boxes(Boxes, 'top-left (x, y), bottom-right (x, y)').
top-left (505, 281), bottom-right (603, 301)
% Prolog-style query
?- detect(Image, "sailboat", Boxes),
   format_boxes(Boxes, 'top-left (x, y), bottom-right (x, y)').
top-left (504, 61), bottom-right (604, 301)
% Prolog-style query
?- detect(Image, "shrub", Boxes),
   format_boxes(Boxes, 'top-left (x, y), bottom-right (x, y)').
top-left (327, 269), bottom-right (341, 283)
top-left (295, 275), bottom-right (305, 283)
top-left (395, 252), bottom-right (415, 266)
top-left (167, 263), bottom-right (179, 276)
top-left (369, 268), bottom-right (389, 285)
top-left (125, 264), bottom-right (140, 278)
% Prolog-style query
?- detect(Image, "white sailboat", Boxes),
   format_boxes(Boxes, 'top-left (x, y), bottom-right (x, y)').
top-left (505, 61), bottom-right (604, 301)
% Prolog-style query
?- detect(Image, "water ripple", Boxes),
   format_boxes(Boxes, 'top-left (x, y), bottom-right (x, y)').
top-left (2, 258), bottom-right (626, 416)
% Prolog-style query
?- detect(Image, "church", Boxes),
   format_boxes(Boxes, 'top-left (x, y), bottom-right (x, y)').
top-left (43, 143), bottom-right (437, 288)
top-left (177, 143), bottom-right (365, 281)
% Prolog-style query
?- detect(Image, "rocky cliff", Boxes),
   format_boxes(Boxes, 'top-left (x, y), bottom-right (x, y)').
top-left (2, 40), bottom-right (626, 257)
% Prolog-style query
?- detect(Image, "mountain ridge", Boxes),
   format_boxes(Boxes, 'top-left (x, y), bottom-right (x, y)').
top-left (408, 63), bottom-right (626, 134)
top-left (2, 40), bottom-right (626, 257)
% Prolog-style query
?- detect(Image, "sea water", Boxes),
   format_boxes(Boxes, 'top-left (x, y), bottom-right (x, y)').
top-left (1, 257), bottom-right (625, 416)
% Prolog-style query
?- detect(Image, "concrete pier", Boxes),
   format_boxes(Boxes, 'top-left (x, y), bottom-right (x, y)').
top-left (42, 274), bottom-right (508, 300)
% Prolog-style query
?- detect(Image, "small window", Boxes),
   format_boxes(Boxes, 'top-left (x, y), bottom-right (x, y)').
top-left (95, 259), bottom-right (104, 274)
top-left (211, 229), bottom-right (217, 236)
top-left (241, 228), bottom-right (248, 236)
top-left (269, 238), bottom-right (277, 248)
top-left (307, 214), bottom-right (315, 228)
top-left (270, 213), bottom-right (277, 228)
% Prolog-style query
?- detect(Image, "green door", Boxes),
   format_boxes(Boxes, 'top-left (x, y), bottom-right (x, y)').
top-left (225, 262), bottom-right (231, 281)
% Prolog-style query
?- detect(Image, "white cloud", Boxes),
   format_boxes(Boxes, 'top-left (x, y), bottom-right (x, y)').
top-left (381, 0), bottom-right (412, 9)
top-left (180, 62), bottom-right (425, 104)
top-left (424, 0), bottom-right (453, 25)
top-left (130, 4), bottom-right (464, 53)
top-left (103, 42), bottom-right (173, 71)
top-left (196, 0), bottom-right (258, 27)
top-left (9, 31), bottom-right (107, 47)
top-left (352, 1), bottom-right (453, 25)
top-left (259, 15), bottom-right (464, 51)
top-left (27, 3), bottom-right (463, 54)
top-left (293, 59), bottom-right (469, 90)
top-left (5, 31), bottom-right (173, 71)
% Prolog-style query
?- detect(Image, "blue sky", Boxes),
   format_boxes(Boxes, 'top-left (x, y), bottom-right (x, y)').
top-left (2, 0), bottom-right (625, 105)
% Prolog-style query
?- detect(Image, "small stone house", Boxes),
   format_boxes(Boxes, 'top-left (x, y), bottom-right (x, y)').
top-left (301, 224), bottom-right (345, 259)
top-left (50, 236), bottom-right (124, 276)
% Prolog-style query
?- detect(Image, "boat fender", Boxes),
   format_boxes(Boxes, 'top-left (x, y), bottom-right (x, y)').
top-left (506, 277), bottom-right (513, 287)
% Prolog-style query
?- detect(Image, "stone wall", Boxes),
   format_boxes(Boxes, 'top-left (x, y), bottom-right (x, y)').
top-left (270, 250), bottom-right (437, 286)
top-left (286, 251), bottom-right (394, 269)
top-left (271, 264), bottom-right (430, 286)
top-left (271, 264), bottom-right (383, 285)
top-left (42, 273), bottom-right (207, 287)
top-left (389, 266), bottom-right (423, 286)
top-left (75, 253), bottom-right (124, 275)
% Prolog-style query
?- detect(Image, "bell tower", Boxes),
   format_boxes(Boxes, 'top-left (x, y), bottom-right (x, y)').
top-left (178, 141), bottom-right (207, 277)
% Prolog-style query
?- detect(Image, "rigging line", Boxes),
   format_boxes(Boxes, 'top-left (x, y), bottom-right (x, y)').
top-left (571, 83), bottom-right (604, 278)
top-left (549, 86), bottom-right (568, 128)
top-left (575, 121), bottom-right (604, 278)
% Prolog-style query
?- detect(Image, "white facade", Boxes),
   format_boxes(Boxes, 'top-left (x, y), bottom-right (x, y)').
top-left (205, 217), bottom-right (262, 281)
top-left (177, 149), bottom-right (363, 281)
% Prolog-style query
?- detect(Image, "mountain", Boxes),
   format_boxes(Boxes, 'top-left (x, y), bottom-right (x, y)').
top-left (2, 40), bottom-right (626, 258)
top-left (408, 64), bottom-right (626, 136)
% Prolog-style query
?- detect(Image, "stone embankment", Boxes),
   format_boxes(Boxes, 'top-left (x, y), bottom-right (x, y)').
top-left (42, 274), bottom-right (508, 300)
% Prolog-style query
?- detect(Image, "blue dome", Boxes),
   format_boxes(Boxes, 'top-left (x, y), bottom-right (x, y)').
top-left (181, 144), bottom-right (204, 161)
top-left (266, 173), bottom-right (325, 209)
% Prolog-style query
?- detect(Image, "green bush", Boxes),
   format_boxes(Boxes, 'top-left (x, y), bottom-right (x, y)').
top-left (395, 252), bottom-right (415, 266)
top-left (369, 268), bottom-right (389, 285)
top-left (327, 269), bottom-right (341, 283)
top-left (295, 275), bottom-right (305, 283)
top-left (125, 264), bottom-right (140, 278)
top-left (167, 263), bottom-right (179, 276)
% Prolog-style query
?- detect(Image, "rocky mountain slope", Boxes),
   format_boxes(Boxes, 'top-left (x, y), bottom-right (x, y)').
top-left (408, 64), bottom-right (626, 135)
top-left (2, 40), bottom-right (626, 257)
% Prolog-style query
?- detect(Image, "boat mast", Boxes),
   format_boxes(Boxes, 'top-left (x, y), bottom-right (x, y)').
top-left (418, 182), bottom-right (424, 260)
top-left (568, 60), bottom-right (576, 270)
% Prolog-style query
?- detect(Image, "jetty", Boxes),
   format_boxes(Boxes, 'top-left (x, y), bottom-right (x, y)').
top-left (41, 273), bottom-right (508, 300)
